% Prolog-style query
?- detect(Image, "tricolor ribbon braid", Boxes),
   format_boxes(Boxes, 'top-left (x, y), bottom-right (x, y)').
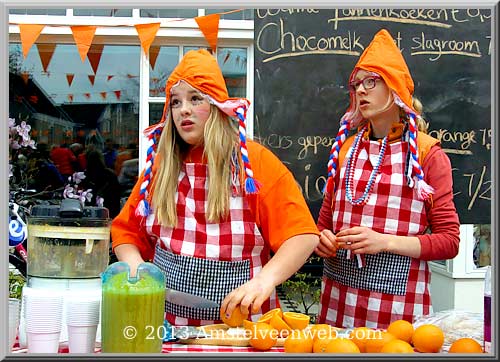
top-left (324, 120), bottom-right (350, 195)
top-left (407, 114), bottom-right (434, 201)
top-left (235, 105), bottom-right (260, 194)
top-left (135, 128), bottom-right (162, 217)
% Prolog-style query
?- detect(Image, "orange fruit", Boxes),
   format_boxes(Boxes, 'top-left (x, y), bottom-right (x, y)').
top-left (448, 338), bottom-right (483, 353)
top-left (269, 313), bottom-right (293, 337)
top-left (348, 327), bottom-right (376, 353)
top-left (248, 322), bottom-right (278, 351)
top-left (313, 337), bottom-right (333, 353)
top-left (412, 324), bottom-right (444, 353)
top-left (282, 312), bottom-right (310, 330)
top-left (365, 330), bottom-right (397, 353)
top-left (311, 324), bottom-right (338, 341)
top-left (387, 319), bottom-right (414, 344)
top-left (325, 338), bottom-right (361, 353)
top-left (220, 306), bottom-right (249, 327)
top-left (243, 319), bottom-right (255, 330)
top-left (380, 339), bottom-right (415, 353)
top-left (284, 330), bottom-right (314, 353)
top-left (257, 308), bottom-right (283, 323)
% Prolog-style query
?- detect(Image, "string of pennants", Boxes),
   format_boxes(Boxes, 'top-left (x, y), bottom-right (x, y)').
top-left (10, 10), bottom-right (241, 103)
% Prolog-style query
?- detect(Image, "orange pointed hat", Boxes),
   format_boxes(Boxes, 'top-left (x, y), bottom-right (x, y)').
top-left (342, 28), bottom-right (418, 127)
top-left (324, 29), bottom-right (433, 202)
top-left (136, 49), bottom-right (254, 217)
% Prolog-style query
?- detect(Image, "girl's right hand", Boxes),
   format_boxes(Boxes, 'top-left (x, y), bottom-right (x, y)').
top-left (314, 229), bottom-right (338, 258)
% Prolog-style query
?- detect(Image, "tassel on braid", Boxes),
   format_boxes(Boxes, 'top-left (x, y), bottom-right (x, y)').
top-left (136, 128), bottom-right (162, 217)
top-left (235, 105), bottom-right (260, 194)
top-left (407, 113), bottom-right (434, 201)
top-left (324, 120), bottom-right (350, 194)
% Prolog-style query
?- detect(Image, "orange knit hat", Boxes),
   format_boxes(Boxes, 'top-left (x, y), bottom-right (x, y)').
top-left (136, 49), bottom-right (255, 217)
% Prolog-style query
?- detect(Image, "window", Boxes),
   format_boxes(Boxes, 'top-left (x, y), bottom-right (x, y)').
top-left (139, 9), bottom-right (198, 18)
top-left (9, 9), bottom-right (67, 16)
top-left (205, 9), bottom-right (254, 20)
top-left (73, 9), bottom-right (133, 17)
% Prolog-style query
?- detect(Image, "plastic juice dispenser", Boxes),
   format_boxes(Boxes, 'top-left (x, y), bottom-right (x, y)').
top-left (101, 262), bottom-right (165, 353)
top-left (19, 198), bottom-right (111, 347)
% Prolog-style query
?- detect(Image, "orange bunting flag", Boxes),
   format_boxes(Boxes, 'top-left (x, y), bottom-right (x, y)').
top-left (135, 22), bottom-right (161, 56)
top-left (107, 75), bottom-right (114, 81)
top-left (66, 74), bottom-right (74, 87)
top-left (100, 92), bottom-right (107, 100)
top-left (20, 72), bottom-right (30, 85)
top-left (87, 44), bottom-right (104, 75)
top-left (70, 25), bottom-right (97, 62)
top-left (88, 75), bottom-right (95, 86)
top-left (195, 13), bottom-right (220, 52)
top-left (149, 46), bottom-right (160, 70)
top-left (113, 90), bottom-right (121, 100)
top-left (84, 93), bottom-right (91, 99)
top-left (19, 24), bottom-right (45, 58)
top-left (37, 43), bottom-right (56, 73)
top-left (68, 94), bottom-right (74, 102)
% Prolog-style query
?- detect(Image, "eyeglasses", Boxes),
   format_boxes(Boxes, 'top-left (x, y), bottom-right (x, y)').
top-left (348, 75), bottom-right (381, 92)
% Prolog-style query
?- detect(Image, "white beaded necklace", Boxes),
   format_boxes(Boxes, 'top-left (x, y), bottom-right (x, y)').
top-left (345, 125), bottom-right (388, 206)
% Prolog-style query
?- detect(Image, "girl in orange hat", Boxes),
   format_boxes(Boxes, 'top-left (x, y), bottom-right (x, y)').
top-left (111, 49), bottom-right (319, 326)
top-left (315, 29), bottom-right (460, 329)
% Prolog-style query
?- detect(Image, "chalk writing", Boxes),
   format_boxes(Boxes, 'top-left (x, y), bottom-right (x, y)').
top-left (464, 166), bottom-right (491, 209)
top-left (411, 32), bottom-right (481, 60)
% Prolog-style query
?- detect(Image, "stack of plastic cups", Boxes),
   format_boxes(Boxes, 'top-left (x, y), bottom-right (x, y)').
top-left (66, 298), bottom-right (100, 353)
top-left (24, 291), bottom-right (64, 353)
top-left (8, 298), bottom-right (21, 351)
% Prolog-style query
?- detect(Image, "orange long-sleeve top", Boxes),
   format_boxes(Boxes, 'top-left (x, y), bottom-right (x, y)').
top-left (112, 140), bottom-right (320, 261)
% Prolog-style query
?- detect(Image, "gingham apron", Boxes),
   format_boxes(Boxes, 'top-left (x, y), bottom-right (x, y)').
top-left (318, 138), bottom-right (432, 330)
top-left (146, 162), bottom-right (277, 326)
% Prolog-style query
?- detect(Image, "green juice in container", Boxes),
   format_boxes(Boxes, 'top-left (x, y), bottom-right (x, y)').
top-left (101, 262), bottom-right (165, 353)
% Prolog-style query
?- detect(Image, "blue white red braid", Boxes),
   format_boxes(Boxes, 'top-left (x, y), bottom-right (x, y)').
top-left (324, 119), bottom-right (351, 195)
top-left (407, 113), bottom-right (434, 201)
top-left (235, 105), bottom-right (260, 194)
top-left (136, 127), bottom-right (162, 217)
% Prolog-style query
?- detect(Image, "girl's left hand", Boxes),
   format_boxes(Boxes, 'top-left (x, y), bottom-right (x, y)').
top-left (335, 226), bottom-right (388, 255)
top-left (220, 276), bottom-right (275, 318)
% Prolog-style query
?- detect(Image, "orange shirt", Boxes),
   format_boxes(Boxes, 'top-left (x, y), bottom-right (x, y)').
top-left (111, 140), bottom-right (319, 261)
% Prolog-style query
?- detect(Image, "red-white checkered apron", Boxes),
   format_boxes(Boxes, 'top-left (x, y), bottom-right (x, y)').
top-left (318, 138), bottom-right (432, 329)
top-left (146, 163), bottom-right (277, 326)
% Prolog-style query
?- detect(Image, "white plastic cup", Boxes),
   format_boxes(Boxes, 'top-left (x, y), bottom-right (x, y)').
top-left (9, 298), bottom-right (21, 350)
top-left (67, 325), bottom-right (98, 353)
top-left (27, 332), bottom-right (61, 353)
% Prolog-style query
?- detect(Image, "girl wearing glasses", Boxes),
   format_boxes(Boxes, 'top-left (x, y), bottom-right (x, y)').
top-left (315, 29), bottom-right (460, 329)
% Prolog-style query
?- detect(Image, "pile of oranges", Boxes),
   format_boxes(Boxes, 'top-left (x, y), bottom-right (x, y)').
top-left (219, 307), bottom-right (484, 354)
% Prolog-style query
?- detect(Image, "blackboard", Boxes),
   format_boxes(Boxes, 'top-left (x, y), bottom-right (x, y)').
top-left (253, 8), bottom-right (492, 225)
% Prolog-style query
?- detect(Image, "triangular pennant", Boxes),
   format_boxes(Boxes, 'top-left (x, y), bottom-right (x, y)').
top-left (19, 24), bottom-right (45, 58)
top-left (100, 92), bottom-right (107, 100)
top-left (20, 72), bottom-right (30, 85)
top-left (134, 23), bottom-right (161, 56)
top-left (66, 74), bottom-right (74, 87)
top-left (36, 43), bottom-right (56, 73)
top-left (113, 90), bottom-right (121, 100)
top-left (87, 44), bottom-right (104, 75)
top-left (88, 75), bottom-right (95, 85)
top-left (84, 93), bottom-right (91, 99)
top-left (68, 94), bottom-right (74, 102)
top-left (70, 25), bottom-right (97, 62)
top-left (107, 75), bottom-right (114, 81)
top-left (194, 14), bottom-right (220, 52)
top-left (149, 46), bottom-right (160, 70)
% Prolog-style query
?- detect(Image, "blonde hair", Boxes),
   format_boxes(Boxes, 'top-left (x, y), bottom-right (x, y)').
top-left (151, 104), bottom-right (240, 227)
top-left (412, 97), bottom-right (429, 134)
